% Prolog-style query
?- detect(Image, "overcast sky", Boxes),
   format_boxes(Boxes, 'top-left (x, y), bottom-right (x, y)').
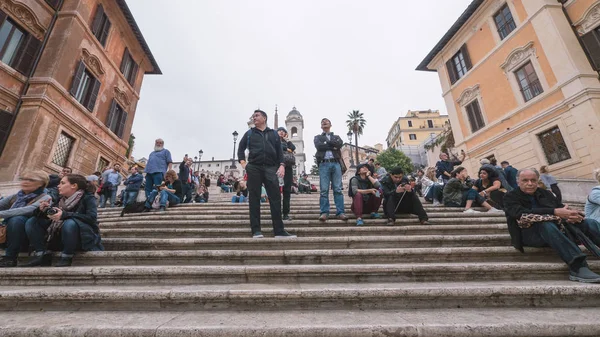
top-left (127, 0), bottom-right (472, 164)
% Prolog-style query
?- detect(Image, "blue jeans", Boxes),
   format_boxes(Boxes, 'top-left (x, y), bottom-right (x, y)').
top-left (99, 189), bottom-right (117, 208)
top-left (25, 217), bottom-right (81, 257)
top-left (319, 162), bottom-right (345, 215)
top-left (232, 195), bottom-right (247, 203)
top-left (145, 190), bottom-right (181, 208)
top-left (221, 185), bottom-right (232, 193)
top-left (145, 172), bottom-right (164, 199)
top-left (122, 191), bottom-right (138, 206)
top-left (3, 216), bottom-right (29, 258)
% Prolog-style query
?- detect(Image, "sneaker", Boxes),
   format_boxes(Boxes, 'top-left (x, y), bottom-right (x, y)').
top-left (252, 231), bottom-right (264, 238)
top-left (142, 208), bottom-right (151, 213)
top-left (371, 212), bottom-right (381, 219)
top-left (274, 231), bottom-right (297, 238)
top-left (387, 218), bottom-right (395, 226)
top-left (21, 253), bottom-right (52, 267)
top-left (0, 256), bottom-right (17, 268)
top-left (319, 214), bottom-right (328, 222)
top-left (282, 215), bottom-right (292, 221)
top-left (463, 209), bottom-right (481, 214)
top-left (356, 218), bottom-right (364, 226)
top-left (432, 200), bottom-right (441, 207)
top-left (159, 206), bottom-right (166, 213)
top-left (55, 257), bottom-right (72, 267)
top-left (569, 267), bottom-right (600, 283)
top-left (337, 213), bottom-right (348, 221)
top-left (420, 220), bottom-right (432, 225)
top-left (488, 208), bottom-right (505, 214)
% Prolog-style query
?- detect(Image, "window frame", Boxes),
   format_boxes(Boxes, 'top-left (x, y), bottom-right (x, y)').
top-left (537, 126), bottom-right (572, 165)
top-left (407, 121), bottom-right (412, 127)
top-left (70, 61), bottom-right (101, 112)
top-left (50, 131), bottom-right (76, 168)
top-left (427, 120), bottom-right (434, 128)
top-left (465, 99), bottom-right (486, 133)
top-left (90, 5), bottom-right (111, 47)
top-left (0, 18), bottom-right (24, 65)
top-left (446, 44), bottom-right (473, 85)
top-left (501, 41), bottom-right (549, 106)
top-left (514, 61), bottom-right (543, 102)
top-left (105, 100), bottom-right (128, 139)
top-left (493, 4), bottom-right (517, 40)
top-left (409, 134), bottom-right (417, 141)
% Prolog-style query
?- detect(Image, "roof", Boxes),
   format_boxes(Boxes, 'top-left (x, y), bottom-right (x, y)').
top-left (416, 0), bottom-right (484, 72)
top-left (287, 107), bottom-right (303, 119)
top-left (116, 0), bottom-right (162, 75)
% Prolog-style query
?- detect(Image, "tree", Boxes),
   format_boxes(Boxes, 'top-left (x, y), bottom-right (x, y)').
top-left (376, 148), bottom-right (413, 174)
top-left (125, 133), bottom-right (136, 159)
top-left (309, 156), bottom-right (319, 175)
top-left (346, 110), bottom-right (366, 164)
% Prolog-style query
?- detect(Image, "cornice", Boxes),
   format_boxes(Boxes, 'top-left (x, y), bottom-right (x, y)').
top-left (0, 0), bottom-right (46, 40)
top-left (573, 0), bottom-right (600, 35)
top-left (82, 48), bottom-right (105, 78)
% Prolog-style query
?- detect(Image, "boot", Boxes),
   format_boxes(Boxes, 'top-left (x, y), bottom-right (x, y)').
top-left (21, 253), bottom-right (52, 267)
top-left (0, 256), bottom-right (17, 268)
top-left (55, 257), bottom-right (73, 267)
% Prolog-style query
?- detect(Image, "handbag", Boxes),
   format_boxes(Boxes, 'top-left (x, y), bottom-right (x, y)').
top-left (517, 213), bottom-right (561, 229)
top-left (283, 151), bottom-right (296, 167)
top-left (0, 224), bottom-right (6, 244)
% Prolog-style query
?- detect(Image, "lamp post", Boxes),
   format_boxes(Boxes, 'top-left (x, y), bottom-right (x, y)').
top-left (198, 150), bottom-right (203, 172)
top-left (231, 131), bottom-right (238, 169)
top-left (347, 131), bottom-right (355, 168)
top-left (194, 156), bottom-right (198, 171)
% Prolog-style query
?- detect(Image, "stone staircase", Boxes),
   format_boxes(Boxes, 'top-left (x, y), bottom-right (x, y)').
top-left (1, 193), bottom-right (600, 336)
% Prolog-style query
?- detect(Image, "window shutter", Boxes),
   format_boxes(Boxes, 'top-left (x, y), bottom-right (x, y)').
top-left (99, 17), bottom-right (111, 46)
top-left (0, 109), bottom-right (13, 154)
top-left (13, 35), bottom-right (42, 76)
top-left (0, 11), bottom-right (7, 26)
top-left (86, 77), bottom-right (101, 112)
top-left (446, 59), bottom-right (458, 85)
top-left (120, 48), bottom-right (129, 73)
top-left (466, 105), bottom-right (477, 132)
top-left (128, 62), bottom-right (138, 86)
top-left (117, 110), bottom-right (128, 138)
top-left (45, 0), bottom-right (60, 9)
top-left (105, 100), bottom-right (117, 130)
top-left (69, 61), bottom-right (86, 97)
top-left (581, 31), bottom-right (600, 71)
top-left (91, 5), bottom-right (104, 35)
top-left (473, 101), bottom-right (485, 130)
top-left (460, 44), bottom-right (473, 70)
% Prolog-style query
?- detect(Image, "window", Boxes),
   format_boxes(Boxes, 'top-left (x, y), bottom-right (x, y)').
top-left (465, 100), bottom-right (485, 133)
top-left (51, 132), bottom-right (75, 167)
top-left (70, 61), bottom-right (101, 112)
top-left (120, 48), bottom-right (138, 86)
top-left (0, 109), bottom-right (12, 155)
top-left (97, 157), bottom-right (109, 172)
top-left (494, 4), bottom-right (516, 40)
top-left (538, 127), bottom-right (571, 165)
top-left (427, 120), bottom-right (434, 128)
top-left (409, 134), bottom-right (417, 140)
top-left (408, 121), bottom-right (412, 127)
top-left (45, 0), bottom-right (60, 9)
top-left (291, 127), bottom-right (298, 137)
top-left (580, 26), bottom-right (600, 71)
top-left (0, 12), bottom-right (41, 76)
top-left (446, 44), bottom-right (473, 85)
top-left (515, 62), bottom-right (543, 102)
top-left (91, 5), bottom-right (111, 46)
top-left (208, 164), bottom-right (211, 167)
top-left (106, 100), bottom-right (128, 138)
top-left (216, 164), bottom-right (219, 167)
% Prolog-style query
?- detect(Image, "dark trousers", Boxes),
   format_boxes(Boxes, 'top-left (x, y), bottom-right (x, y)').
top-left (351, 193), bottom-right (382, 218)
top-left (282, 166), bottom-right (293, 216)
top-left (424, 184), bottom-right (443, 203)
top-left (181, 182), bottom-right (194, 203)
top-left (550, 184), bottom-right (562, 204)
top-left (246, 164), bottom-right (285, 235)
top-left (521, 219), bottom-right (600, 271)
top-left (25, 217), bottom-right (82, 256)
top-left (384, 192), bottom-right (428, 221)
top-left (145, 172), bottom-right (164, 198)
top-left (3, 216), bottom-right (29, 258)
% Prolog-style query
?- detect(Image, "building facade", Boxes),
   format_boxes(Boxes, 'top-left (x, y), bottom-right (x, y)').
top-left (417, 0), bottom-right (600, 181)
top-left (386, 110), bottom-right (450, 149)
top-left (0, 0), bottom-right (160, 182)
top-left (285, 107), bottom-right (306, 175)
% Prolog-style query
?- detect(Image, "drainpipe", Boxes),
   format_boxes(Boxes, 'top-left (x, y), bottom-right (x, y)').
top-left (557, 0), bottom-right (600, 78)
top-left (0, 0), bottom-right (65, 156)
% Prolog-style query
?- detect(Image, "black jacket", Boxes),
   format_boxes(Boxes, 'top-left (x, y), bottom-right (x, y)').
top-left (503, 187), bottom-right (563, 252)
top-left (179, 162), bottom-right (192, 184)
top-left (238, 127), bottom-right (283, 167)
top-left (380, 175), bottom-right (410, 198)
top-left (314, 133), bottom-right (344, 163)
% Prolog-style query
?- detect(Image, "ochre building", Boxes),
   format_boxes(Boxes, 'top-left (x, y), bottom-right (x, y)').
top-left (417, 0), bottom-right (600, 179)
top-left (0, 0), bottom-right (160, 181)
top-left (386, 110), bottom-right (450, 149)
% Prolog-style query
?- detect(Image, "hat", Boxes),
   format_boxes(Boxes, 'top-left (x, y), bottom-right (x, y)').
top-left (480, 158), bottom-right (490, 165)
top-left (277, 127), bottom-right (288, 134)
top-left (302, 173), bottom-right (308, 177)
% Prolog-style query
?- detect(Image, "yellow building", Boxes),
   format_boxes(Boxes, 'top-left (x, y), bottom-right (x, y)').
top-left (417, 0), bottom-right (600, 184)
top-left (386, 110), bottom-right (450, 148)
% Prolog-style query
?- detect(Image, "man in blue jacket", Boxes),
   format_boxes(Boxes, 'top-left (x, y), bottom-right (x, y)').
top-left (122, 166), bottom-right (143, 206)
top-left (501, 161), bottom-right (519, 190)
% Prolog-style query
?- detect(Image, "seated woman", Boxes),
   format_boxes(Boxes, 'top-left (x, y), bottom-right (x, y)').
top-left (23, 174), bottom-right (103, 267)
top-left (422, 167), bottom-right (443, 206)
top-left (144, 170), bottom-right (182, 212)
top-left (195, 184), bottom-right (208, 203)
top-left (217, 174), bottom-right (232, 193)
top-left (232, 180), bottom-right (249, 203)
top-left (443, 167), bottom-right (502, 214)
top-left (472, 166), bottom-right (506, 209)
top-left (0, 171), bottom-right (51, 268)
top-left (585, 169), bottom-right (600, 222)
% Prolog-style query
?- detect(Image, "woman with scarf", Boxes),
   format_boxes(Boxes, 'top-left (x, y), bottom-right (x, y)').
top-left (349, 163), bottom-right (382, 226)
top-left (277, 127), bottom-right (296, 220)
top-left (23, 174), bottom-right (103, 267)
top-left (0, 171), bottom-right (51, 268)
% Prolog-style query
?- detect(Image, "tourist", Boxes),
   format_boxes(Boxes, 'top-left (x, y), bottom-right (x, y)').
top-left (232, 180), bottom-right (248, 203)
top-left (217, 174), bottom-right (232, 193)
top-left (237, 109), bottom-right (295, 238)
top-left (23, 174), bottom-right (103, 267)
top-left (422, 167), bottom-right (443, 206)
top-left (298, 173), bottom-right (311, 194)
top-left (435, 150), bottom-right (465, 183)
top-left (380, 166), bottom-right (430, 225)
top-left (200, 173), bottom-right (210, 202)
top-left (540, 165), bottom-right (562, 203)
top-left (314, 118), bottom-right (347, 221)
top-left (585, 169), bottom-right (600, 222)
top-left (480, 158), bottom-right (512, 192)
top-left (144, 138), bottom-right (173, 200)
top-left (122, 166), bottom-right (143, 206)
top-left (349, 164), bottom-right (382, 226)
top-left (0, 171), bottom-right (51, 268)
top-left (179, 155), bottom-right (194, 203)
top-left (501, 161), bottom-right (519, 190)
top-left (195, 184), bottom-right (208, 203)
top-left (277, 127), bottom-right (296, 220)
top-left (47, 166), bottom-right (72, 202)
top-left (99, 164), bottom-right (122, 208)
top-left (291, 177), bottom-right (299, 194)
top-left (374, 162), bottom-right (387, 180)
top-left (472, 166), bottom-right (506, 209)
top-left (414, 169), bottom-right (425, 196)
top-left (443, 167), bottom-right (502, 213)
top-left (504, 168), bottom-right (600, 283)
top-left (144, 169), bottom-right (182, 212)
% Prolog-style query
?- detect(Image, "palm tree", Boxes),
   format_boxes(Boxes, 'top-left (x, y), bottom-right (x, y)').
top-left (346, 110), bottom-right (366, 165)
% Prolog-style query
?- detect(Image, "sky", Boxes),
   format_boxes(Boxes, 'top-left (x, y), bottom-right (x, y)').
top-left (127, 0), bottom-right (473, 164)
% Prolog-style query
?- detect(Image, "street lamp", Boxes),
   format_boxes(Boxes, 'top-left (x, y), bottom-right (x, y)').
top-left (347, 131), bottom-right (355, 168)
top-left (231, 131), bottom-right (238, 169)
top-left (194, 156), bottom-right (198, 171)
top-left (198, 150), bottom-right (203, 172)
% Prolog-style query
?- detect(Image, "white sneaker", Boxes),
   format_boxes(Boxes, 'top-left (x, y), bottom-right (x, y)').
top-left (488, 208), bottom-right (505, 213)
top-left (432, 200), bottom-right (440, 206)
top-left (463, 209), bottom-right (480, 214)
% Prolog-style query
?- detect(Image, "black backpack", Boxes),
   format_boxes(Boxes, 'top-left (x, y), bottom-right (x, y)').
top-left (347, 177), bottom-right (357, 198)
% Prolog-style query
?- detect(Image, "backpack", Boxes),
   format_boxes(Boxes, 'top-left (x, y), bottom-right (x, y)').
top-left (348, 177), bottom-right (357, 197)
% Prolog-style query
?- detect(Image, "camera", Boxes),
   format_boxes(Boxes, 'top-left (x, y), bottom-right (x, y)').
top-left (46, 208), bottom-right (58, 216)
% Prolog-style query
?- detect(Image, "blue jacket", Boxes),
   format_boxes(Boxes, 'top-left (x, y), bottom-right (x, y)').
top-left (585, 187), bottom-right (600, 222)
top-left (179, 162), bottom-right (193, 184)
top-left (504, 165), bottom-right (518, 189)
top-left (124, 173), bottom-right (143, 191)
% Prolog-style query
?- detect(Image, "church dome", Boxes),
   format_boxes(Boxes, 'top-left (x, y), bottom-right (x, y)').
top-left (286, 107), bottom-right (303, 119)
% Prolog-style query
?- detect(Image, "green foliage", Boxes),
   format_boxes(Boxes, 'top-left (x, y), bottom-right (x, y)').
top-left (125, 133), bottom-right (136, 159)
top-left (309, 156), bottom-right (319, 175)
top-left (376, 148), bottom-right (413, 174)
top-left (346, 110), bottom-right (366, 136)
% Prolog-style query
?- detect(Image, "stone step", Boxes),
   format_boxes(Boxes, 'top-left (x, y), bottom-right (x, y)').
top-left (1, 281), bottom-right (599, 311)
top-left (99, 235), bottom-right (512, 250)
top-left (5, 246), bottom-right (557, 266)
top-left (1, 308), bottom-right (599, 336)
top-left (1, 262), bottom-right (596, 286)
top-left (99, 224), bottom-right (508, 238)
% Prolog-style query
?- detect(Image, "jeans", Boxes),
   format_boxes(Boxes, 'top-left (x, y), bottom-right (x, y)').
top-left (319, 162), bottom-right (345, 216)
top-left (384, 192), bottom-right (428, 221)
top-left (25, 217), bottom-right (81, 256)
top-left (232, 195), bottom-right (247, 203)
top-left (351, 193), bottom-right (382, 218)
top-left (221, 185), bottom-right (232, 193)
top-left (3, 216), bottom-right (29, 258)
top-left (122, 190), bottom-right (139, 206)
top-left (182, 182), bottom-right (194, 203)
top-left (145, 190), bottom-right (181, 208)
top-left (424, 184), bottom-right (443, 203)
top-left (145, 172), bottom-right (164, 199)
top-left (521, 219), bottom-right (600, 270)
top-left (282, 166), bottom-right (293, 216)
top-left (246, 164), bottom-right (285, 235)
top-left (99, 189), bottom-right (117, 208)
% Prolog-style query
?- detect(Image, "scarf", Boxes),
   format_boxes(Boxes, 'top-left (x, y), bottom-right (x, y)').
top-left (47, 190), bottom-right (84, 242)
top-left (10, 187), bottom-right (44, 209)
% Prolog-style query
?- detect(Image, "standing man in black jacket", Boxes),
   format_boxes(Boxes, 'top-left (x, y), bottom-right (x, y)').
top-left (314, 118), bottom-right (347, 221)
top-left (238, 110), bottom-right (296, 238)
top-left (179, 156), bottom-right (194, 203)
